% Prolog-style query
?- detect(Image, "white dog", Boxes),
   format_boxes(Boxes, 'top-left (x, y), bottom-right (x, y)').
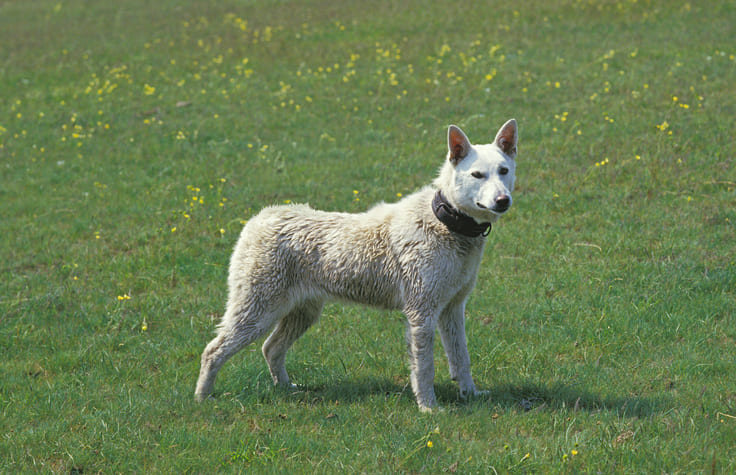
top-left (195, 120), bottom-right (518, 412)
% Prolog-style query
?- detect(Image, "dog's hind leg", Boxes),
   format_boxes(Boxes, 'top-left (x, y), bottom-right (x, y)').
top-left (194, 302), bottom-right (283, 401)
top-left (262, 298), bottom-right (323, 388)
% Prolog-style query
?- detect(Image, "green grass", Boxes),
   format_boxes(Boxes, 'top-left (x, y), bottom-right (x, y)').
top-left (1, 0), bottom-right (735, 472)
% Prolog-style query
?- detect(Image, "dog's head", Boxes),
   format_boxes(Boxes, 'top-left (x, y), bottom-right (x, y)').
top-left (440, 120), bottom-right (518, 223)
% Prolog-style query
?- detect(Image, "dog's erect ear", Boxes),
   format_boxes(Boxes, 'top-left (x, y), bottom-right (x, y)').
top-left (448, 125), bottom-right (471, 165)
top-left (494, 119), bottom-right (518, 158)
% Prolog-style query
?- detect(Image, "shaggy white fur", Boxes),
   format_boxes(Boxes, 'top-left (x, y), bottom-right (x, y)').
top-left (195, 120), bottom-right (518, 412)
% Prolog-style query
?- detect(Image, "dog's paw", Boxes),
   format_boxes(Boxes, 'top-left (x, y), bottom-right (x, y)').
top-left (458, 386), bottom-right (476, 400)
top-left (275, 382), bottom-right (300, 391)
top-left (194, 391), bottom-right (211, 402)
top-left (419, 404), bottom-right (445, 414)
top-left (459, 387), bottom-right (489, 401)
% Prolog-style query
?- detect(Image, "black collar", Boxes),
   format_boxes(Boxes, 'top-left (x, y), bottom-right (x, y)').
top-left (432, 191), bottom-right (491, 238)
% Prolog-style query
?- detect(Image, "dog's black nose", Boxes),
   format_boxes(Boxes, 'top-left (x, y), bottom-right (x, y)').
top-left (494, 195), bottom-right (510, 212)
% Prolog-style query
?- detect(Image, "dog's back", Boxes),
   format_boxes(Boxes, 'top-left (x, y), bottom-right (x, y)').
top-left (229, 187), bottom-right (481, 312)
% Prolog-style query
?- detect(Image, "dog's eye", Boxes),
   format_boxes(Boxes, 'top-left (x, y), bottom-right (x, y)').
top-left (499, 167), bottom-right (509, 176)
top-left (471, 171), bottom-right (484, 179)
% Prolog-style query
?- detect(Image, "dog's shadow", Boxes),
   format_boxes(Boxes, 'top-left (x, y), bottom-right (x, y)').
top-left (243, 377), bottom-right (665, 417)
top-left (441, 382), bottom-right (664, 417)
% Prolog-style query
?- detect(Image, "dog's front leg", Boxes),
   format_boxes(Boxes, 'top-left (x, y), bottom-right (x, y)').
top-left (406, 311), bottom-right (439, 412)
top-left (438, 303), bottom-right (479, 400)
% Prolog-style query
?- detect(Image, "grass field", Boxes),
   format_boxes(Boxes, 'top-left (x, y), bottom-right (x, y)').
top-left (1, 0), bottom-right (735, 472)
